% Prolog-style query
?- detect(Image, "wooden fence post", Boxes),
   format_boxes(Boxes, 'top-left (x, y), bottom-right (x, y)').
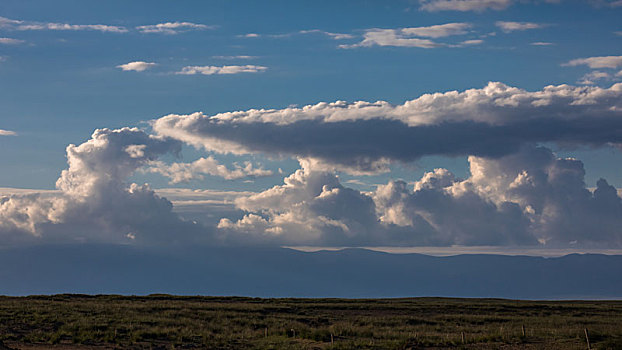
top-left (584, 328), bottom-right (591, 350)
top-left (522, 324), bottom-right (526, 337)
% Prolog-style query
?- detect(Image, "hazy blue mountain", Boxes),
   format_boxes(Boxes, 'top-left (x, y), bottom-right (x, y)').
top-left (1, 245), bottom-right (620, 299)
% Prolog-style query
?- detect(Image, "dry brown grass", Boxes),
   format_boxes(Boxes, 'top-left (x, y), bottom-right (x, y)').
top-left (0, 295), bottom-right (621, 349)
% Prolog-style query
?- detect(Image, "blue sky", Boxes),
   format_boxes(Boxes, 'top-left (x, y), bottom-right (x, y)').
top-left (1, 0), bottom-right (622, 251)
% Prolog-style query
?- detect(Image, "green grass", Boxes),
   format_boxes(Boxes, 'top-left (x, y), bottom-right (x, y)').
top-left (0, 295), bottom-right (621, 349)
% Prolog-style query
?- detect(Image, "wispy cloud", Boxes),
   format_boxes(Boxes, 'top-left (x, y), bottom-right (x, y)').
top-left (146, 157), bottom-right (272, 183)
top-left (0, 37), bottom-right (25, 45)
top-left (456, 39), bottom-right (484, 46)
top-left (212, 55), bottom-right (258, 60)
top-left (577, 71), bottom-right (612, 85)
top-left (0, 129), bottom-right (17, 136)
top-left (341, 23), bottom-right (472, 49)
top-left (18, 23), bottom-right (127, 32)
top-left (340, 29), bottom-right (441, 48)
top-left (0, 17), bottom-right (21, 26)
top-left (563, 56), bottom-right (622, 69)
top-left (298, 29), bottom-right (354, 40)
top-left (176, 65), bottom-right (267, 75)
top-left (0, 17), bottom-right (217, 35)
top-left (419, 0), bottom-right (513, 12)
top-left (136, 21), bottom-right (213, 34)
top-left (530, 41), bottom-right (554, 46)
top-left (590, 0), bottom-right (622, 8)
top-left (400, 23), bottom-right (472, 38)
top-left (243, 29), bottom-right (354, 40)
top-left (267, 26), bottom-right (463, 45)
top-left (117, 61), bottom-right (157, 72)
top-left (495, 21), bottom-right (545, 33)
top-left (0, 16), bottom-right (127, 33)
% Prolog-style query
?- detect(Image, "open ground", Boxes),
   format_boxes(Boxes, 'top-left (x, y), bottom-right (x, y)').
top-left (1, 295), bottom-right (621, 349)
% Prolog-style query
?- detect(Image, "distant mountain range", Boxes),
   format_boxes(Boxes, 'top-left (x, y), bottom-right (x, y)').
top-left (1, 245), bottom-right (621, 299)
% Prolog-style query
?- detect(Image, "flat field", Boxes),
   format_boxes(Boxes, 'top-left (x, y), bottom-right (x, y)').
top-left (0, 295), bottom-right (621, 349)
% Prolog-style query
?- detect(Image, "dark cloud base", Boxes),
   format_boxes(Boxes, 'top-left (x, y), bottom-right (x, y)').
top-left (189, 118), bottom-right (622, 169)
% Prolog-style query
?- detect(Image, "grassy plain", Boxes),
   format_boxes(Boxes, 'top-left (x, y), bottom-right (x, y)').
top-left (0, 295), bottom-right (621, 349)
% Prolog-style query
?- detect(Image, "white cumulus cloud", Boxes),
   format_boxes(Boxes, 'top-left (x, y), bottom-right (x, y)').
top-left (218, 147), bottom-right (622, 248)
top-left (563, 56), bottom-right (622, 69)
top-left (117, 61), bottom-right (157, 72)
top-left (0, 127), bottom-right (208, 245)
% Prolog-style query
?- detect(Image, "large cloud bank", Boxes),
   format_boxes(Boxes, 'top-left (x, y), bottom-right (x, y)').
top-left (153, 82), bottom-right (622, 174)
top-left (152, 82), bottom-right (622, 248)
top-left (3, 82), bottom-right (622, 249)
top-left (218, 146), bottom-right (622, 248)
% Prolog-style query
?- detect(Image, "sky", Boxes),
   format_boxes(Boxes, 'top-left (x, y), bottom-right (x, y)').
top-left (1, 0), bottom-right (622, 252)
